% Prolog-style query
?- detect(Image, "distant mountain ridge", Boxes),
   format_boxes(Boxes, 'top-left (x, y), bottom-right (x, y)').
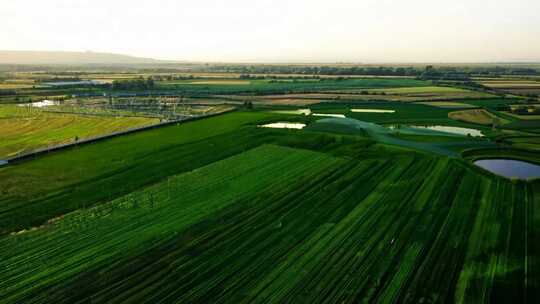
top-left (0, 50), bottom-right (162, 65)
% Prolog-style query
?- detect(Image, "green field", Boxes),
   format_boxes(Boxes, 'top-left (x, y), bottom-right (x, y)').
top-left (0, 106), bottom-right (160, 158)
top-left (0, 111), bottom-right (284, 232)
top-left (1, 143), bottom-right (538, 303)
top-left (369, 86), bottom-right (470, 94)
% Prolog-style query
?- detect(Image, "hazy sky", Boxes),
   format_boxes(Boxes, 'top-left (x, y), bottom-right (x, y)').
top-left (2, 0), bottom-right (540, 63)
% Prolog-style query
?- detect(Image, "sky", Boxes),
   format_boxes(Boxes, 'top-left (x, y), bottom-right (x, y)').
top-left (1, 0), bottom-right (540, 63)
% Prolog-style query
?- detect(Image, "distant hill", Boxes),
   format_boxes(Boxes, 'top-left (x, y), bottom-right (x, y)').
top-left (0, 50), bottom-right (161, 65)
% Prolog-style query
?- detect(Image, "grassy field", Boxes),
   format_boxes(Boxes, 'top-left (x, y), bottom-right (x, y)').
top-left (0, 144), bottom-right (537, 303)
top-left (0, 111), bottom-right (289, 232)
top-left (448, 109), bottom-right (507, 126)
top-left (461, 98), bottom-right (524, 110)
top-left (369, 86), bottom-right (471, 94)
top-left (416, 101), bottom-right (476, 108)
top-left (0, 106), bottom-right (160, 158)
top-left (365, 86), bottom-right (495, 98)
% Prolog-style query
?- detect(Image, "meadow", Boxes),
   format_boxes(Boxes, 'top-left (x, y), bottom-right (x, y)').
top-left (0, 105), bottom-right (159, 159)
top-left (1, 144), bottom-right (537, 303)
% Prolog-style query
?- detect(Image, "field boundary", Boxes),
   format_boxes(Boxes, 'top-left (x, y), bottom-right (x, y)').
top-left (0, 108), bottom-right (236, 166)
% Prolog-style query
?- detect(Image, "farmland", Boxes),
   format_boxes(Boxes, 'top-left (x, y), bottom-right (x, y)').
top-left (1, 64), bottom-right (540, 303)
top-left (448, 109), bottom-right (506, 126)
top-left (1, 144), bottom-right (538, 303)
top-left (0, 105), bottom-right (159, 158)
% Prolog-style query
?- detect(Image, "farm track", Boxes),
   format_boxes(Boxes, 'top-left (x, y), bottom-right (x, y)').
top-left (0, 145), bottom-right (535, 303)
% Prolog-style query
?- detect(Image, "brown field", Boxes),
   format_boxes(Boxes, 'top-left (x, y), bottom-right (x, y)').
top-left (448, 109), bottom-right (507, 125)
top-left (0, 83), bottom-right (39, 89)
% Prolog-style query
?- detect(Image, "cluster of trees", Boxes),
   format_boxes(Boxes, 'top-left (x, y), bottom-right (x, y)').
top-left (111, 77), bottom-right (154, 90)
top-left (35, 77), bottom-right (82, 83)
top-left (150, 74), bottom-right (195, 81)
top-left (219, 65), bottom-right (421, 76)
top-left (210, 64), bottom-right (540, 78)
top-left (418, 66), bottom-right (470, 81)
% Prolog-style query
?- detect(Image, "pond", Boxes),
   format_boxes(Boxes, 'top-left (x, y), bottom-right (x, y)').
top-left (312, 113), bottom-right (346, 118)
top-left (351, 109), bottom-right (395, 113)
top-left (409, 125), bottom-right (484, 137)
top-left (18, 100), bottom-right (60, 108)
top-left (272, 109), bottom-right (312, 115)
top-left (259, 122), bottom-right (306, 129)
top-left (474, 159), bottom-right (540, 180)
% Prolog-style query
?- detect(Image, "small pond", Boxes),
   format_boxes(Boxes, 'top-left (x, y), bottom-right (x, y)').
top-left (18, 100), bottom-right (60, 108)
top-left (312, 113), bottom-right (346, 118)
top-left (410, 125), bottom-right (484, 137)
top-left (259, 122), bottom-right (306, 129)
top-left (351, 109), bottom-right (395, 113)
top-left (474, 159), bottom-right (540, 180)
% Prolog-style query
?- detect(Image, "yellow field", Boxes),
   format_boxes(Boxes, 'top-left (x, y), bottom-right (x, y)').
top-left (0, 106), bottom-right (159, 158)
top-left (0, 83), bottom-right (38, 89)
top-left (341, 86), bottom-right (494, 99)
top-left (448, 109), bottom-right (507, 125)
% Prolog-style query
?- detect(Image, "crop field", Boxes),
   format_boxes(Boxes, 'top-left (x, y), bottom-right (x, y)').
top-left (0, 111), bottom-right (287, 232)
top-left (220, 93), bottom-right (430, 104)
top-left (369, 86), bottom-right (470, 94)
top-left (480, 81), bottom-right (540, 96)
top-left (458, 98), bottom-right (522, 109)
top-left (1, 143), bottom-right (538, 303)
top-left (365, 86), bottom-right (495, 98)
top-left (0, 106), bottom-right (159, 158)
top-left (448, 109), bottom-right (507, 126)
top-left (0, 83), bottom-right (40, 89)
top-left (416, 101), bottom-right (477, 108)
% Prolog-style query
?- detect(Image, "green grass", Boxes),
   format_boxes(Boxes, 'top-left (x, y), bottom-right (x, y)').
top-left (369, 86), bottom-right (470, 94)
top-left (0, 111), bottom-right (284, 233)
top-left (0, 110), bottom-right (384, 234)
top-left (0, 106), bottom-right (160, 158)
top-left (0, 144), bottom-right (535, 303)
